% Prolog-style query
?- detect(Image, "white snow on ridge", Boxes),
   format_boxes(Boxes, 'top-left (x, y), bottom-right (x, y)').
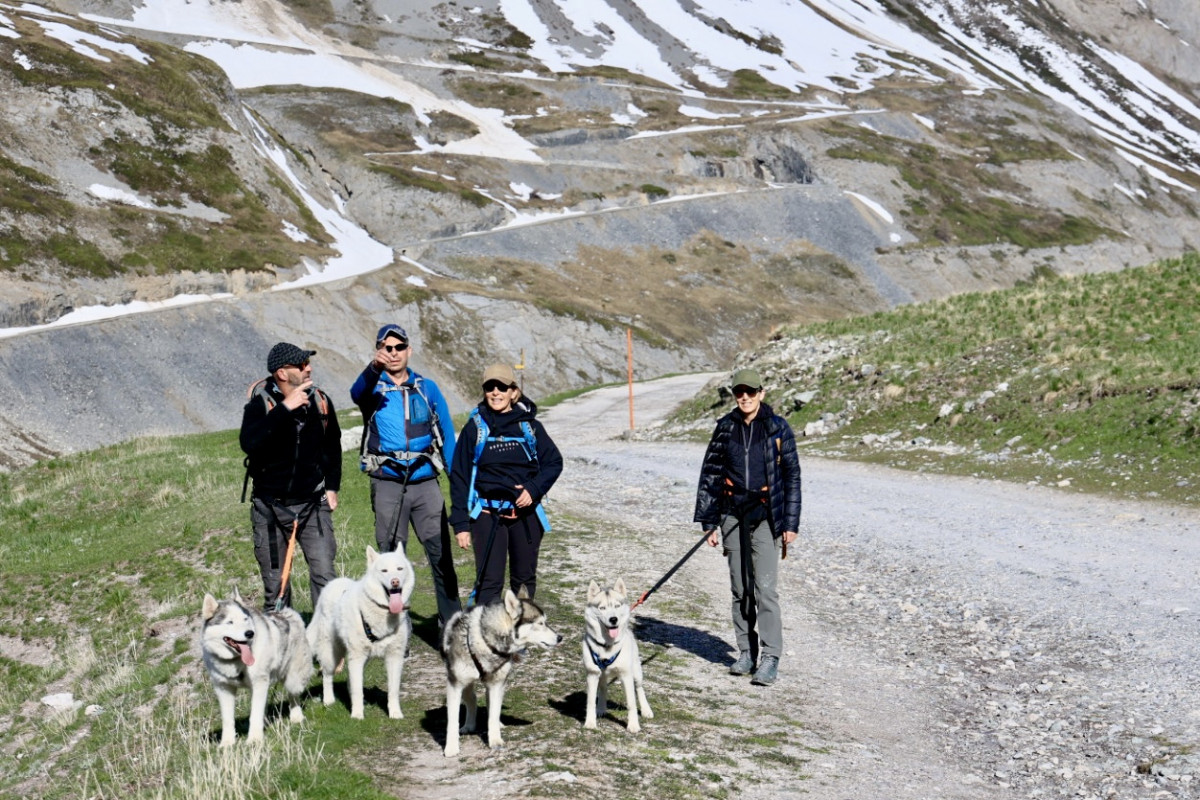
top-left (83, 0), bottom-right (307, 48)
top-left (0, 294), bottom-right (230, 340)
top-left (38, 19), bottom-right (152, 63)
top-left (845, 191), bottom-right (895, 224)
top-left (88, 184), bottom-right (153, 208)
top-left (240, 110), bottom-right (396, 289)
top-left (913, 0), bottom-right (1200, 178)
top-left (498, 0), bottom-right (994, 95)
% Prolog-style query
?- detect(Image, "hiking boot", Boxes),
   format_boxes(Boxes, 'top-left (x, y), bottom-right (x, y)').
top-left (751, 655), bottom-right (779, 686)
top-left (728, 652), bottom-right (754, 676)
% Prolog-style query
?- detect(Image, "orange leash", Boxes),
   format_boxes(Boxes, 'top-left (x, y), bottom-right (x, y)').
top-left (274, 518), bottom-right (300, 611)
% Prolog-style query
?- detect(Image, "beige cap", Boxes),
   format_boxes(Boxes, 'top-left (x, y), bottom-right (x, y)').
top-left (482, 363), bottom-right (519, 388)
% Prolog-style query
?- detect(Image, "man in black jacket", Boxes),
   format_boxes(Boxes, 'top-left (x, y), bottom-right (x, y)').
top-left (694, 368), bottom-right (801, 686)
top-left (240, 342), bottom-right (342, 611)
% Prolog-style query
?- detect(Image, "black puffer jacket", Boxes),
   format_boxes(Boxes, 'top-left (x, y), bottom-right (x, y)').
top-left (694, 401), bottom-right (802, 535)
top-left (239, 380), bottom-right (342, 501)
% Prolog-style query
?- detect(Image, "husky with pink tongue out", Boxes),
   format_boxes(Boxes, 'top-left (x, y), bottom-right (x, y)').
top-left (583, 578), bottom-right (653, 733)
top-left (200, 586), bottom-right (313, 746)
top-left (307, 545), bottom-right (416, 720)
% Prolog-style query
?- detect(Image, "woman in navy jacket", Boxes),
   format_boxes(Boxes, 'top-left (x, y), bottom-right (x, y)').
top-left (694, 367), bottom-right (801, 686)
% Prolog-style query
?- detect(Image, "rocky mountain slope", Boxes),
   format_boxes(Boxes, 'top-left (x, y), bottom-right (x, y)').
top-left (0, 0), bottom-right (1198, 468)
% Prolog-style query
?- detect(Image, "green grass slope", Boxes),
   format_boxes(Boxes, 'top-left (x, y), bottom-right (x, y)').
top-left (671, 252), bottom-right (1200, 504)
top-left (0, 410), bottom-right (802, 799)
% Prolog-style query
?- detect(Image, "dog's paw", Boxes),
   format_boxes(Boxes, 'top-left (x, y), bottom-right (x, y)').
top-left (583, 719), bottom-right (598, 730)
top-left (627, 720), bottom-right (641, 734)
top-left (388, 708), bottom-right (403, 720)
top-left (444, 743), bottom-right (459, 757)
top-left (289, 707), bottom-right (305, 723)
top-left (487, 736), bottom-right (505, 749)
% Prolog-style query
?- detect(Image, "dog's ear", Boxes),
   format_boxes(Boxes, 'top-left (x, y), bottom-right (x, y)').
top-left (613, 577), bottom-right (627, 597)
top-left (504, 589), bottom-right (521, 617)
top-left (202, 593), bottom-right (218, 620)
top-left (367, 545), bottom-right (378, 564)
top-left (587, 580), bottom-right (600, 600)
top-left (517, 584), bottom-right (531, 600)
top-left (232, 585), bottom-right (243, 603)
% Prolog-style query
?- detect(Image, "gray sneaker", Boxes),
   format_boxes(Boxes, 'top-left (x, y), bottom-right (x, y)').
top-left (728, 652), bottom-right (754, 676)
top-left (751, 655), bottom-right (779, 685)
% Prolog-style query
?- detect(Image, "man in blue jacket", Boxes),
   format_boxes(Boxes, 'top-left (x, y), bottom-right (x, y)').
top-left (350, 324), bottom-right (461, 627)
top-left (694, 367), bottom-right (802, 686)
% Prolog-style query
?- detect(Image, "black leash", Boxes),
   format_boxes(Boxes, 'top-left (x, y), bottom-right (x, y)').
top-left (631, 528), bottom-right (711, 610)
top-left (467, 510), bottom-right (503, 608)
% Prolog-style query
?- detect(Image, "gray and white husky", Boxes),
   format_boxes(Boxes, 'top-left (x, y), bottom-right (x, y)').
top-left (307, 545), bottom-right (416, 720)
top-left (441, 587), bottom-right (561, 756)
top-left (583, 578), bottom-right (653, 733)
top-left (200, 586), bottom-right (312, 746)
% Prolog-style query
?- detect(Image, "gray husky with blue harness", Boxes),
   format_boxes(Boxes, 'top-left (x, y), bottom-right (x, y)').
top-left (583, 577), bottom-right (653, 733)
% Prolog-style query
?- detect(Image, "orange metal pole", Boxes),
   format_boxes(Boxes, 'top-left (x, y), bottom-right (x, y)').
top-left (627, 328), bottom-right (634, 430)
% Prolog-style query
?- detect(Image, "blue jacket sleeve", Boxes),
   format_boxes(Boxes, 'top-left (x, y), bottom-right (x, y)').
top-left (349, 364), bottom-right (381, 411)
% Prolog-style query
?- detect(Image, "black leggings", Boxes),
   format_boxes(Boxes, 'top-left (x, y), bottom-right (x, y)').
top-left (469, 511), bottom-right (543, 606)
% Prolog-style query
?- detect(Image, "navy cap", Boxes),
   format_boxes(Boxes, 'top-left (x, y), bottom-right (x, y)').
top-left (267, 342), bottom-right (316, 373)
top-left (376, 323), bottom-right (408, 345)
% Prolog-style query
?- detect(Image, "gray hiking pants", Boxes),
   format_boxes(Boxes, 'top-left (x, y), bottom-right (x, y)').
top-left (371, 477), bottom-right (462, 625)
top-left (721, 510), bottom-right (783, 660)
top-left (251, 494), bottom-right (337, 612)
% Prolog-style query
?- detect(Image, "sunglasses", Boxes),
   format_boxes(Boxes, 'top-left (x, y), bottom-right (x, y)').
top-left (483, 380), bottom-right (515, 393)
top-left (285, 360), bottom-right (310, 370)
top-left (378, 342), bottom-right (408, 353)
top-left (732, 386), bottom-right (760, 398)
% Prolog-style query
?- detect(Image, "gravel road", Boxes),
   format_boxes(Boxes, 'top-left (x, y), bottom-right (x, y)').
top-left (539, 372), bottom-right (1200, 799)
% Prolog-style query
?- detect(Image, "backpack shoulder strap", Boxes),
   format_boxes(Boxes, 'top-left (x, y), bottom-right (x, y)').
top-left (412, 375), bottom-right (445, 453)
top-left (519, 420), bottom-right (538, 463)
top-left (470, 408), bottom-right (488, 464)
top-left (247, 377), bottom-right (274, 412)
top-left (466, 408), bottom-right (488, 520)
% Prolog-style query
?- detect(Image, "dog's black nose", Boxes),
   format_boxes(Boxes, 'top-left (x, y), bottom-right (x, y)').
top-left (244, 630), bottom-right (254, 640)
top-left (608, 617), bottom-right (618, 627)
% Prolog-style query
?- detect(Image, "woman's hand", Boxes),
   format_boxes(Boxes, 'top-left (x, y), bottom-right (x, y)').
top-left (514, 485), bottom-right (533, 508)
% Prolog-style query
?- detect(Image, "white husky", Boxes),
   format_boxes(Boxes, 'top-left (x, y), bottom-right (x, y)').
top-left (442, 587), bottom-right (561, 756)
top-left (200, 587), bottom-right (312, 745)
top-left (307, 545), bottom-right (415, 719)
top-left (583, 578), bottom-right (653, 733)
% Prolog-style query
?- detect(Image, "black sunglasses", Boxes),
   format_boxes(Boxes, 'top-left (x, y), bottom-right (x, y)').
top-left (732, 386), bottom-right (760, 398)
top-left (378, 342), bottom-right (408, 353)
top-left (483, 380), bottom-right (515, 393)
top-left (285, 359), bottom-right (310, 370)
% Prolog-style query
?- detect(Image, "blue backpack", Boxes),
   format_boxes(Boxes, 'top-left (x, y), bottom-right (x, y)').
top-left (465, 407), bottom-right (551, 532)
